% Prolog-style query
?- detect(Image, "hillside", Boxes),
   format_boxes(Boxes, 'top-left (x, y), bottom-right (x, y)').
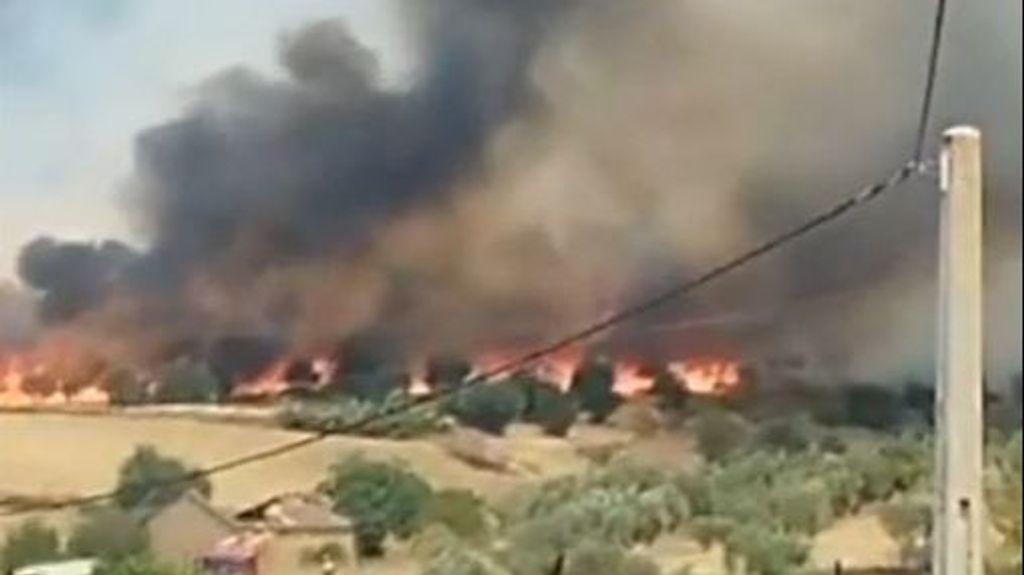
top-left (0, 412), bottom-right (604, 516)
top-left (0, 412), bottom-right (912, 574)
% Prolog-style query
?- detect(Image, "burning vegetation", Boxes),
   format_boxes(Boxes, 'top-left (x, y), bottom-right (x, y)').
top-left (0, 332), bottom-right (743, 410)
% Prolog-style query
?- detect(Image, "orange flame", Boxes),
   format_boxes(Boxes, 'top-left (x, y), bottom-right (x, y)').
top-left (1, 348), bottom-right (110, 409)
top-left (230, 355), bottom-right (337, 400)
top-left (668, 359), bottom-right (740, 395)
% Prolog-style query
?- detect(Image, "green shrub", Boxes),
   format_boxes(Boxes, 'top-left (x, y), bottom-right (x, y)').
top-left (452, 383), bottom-right (525, 436)
top-left (322, 456), bottom-right (434, 558)
top-left (67, 506), bottom-right (149, 562)
top-left (691, 409), bottom-right (752, 462)
top-left (842, 384), bottom-right (905, 430)
top-left (723, 524), bottom-right (809, 575)
top-left (755, 414), bottom-right (815, 454)
top-left (425, 356), bottom-right (473, 394)
top-left (523, 383), bottom-right (578, 437)
top-left (0, 520), bottom-right (62, 573)
top-left (113, 446), bottom-right (211, 512)
top-left (878, 492), bottom-right (931, 567)
top-left (570, 357), bottom-right (620, 424)
top-left (277, 391), bottom-right (449, 439)
top-left (422, 489), bottom-right (491, 542)
top-left (155, 359), bottom-right (220, 403)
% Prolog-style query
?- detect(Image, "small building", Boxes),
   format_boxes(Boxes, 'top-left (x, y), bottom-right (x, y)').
top-left (12, 559), bottom-right (97, 575)
top-left (148, 491), bottom-right (354, 575)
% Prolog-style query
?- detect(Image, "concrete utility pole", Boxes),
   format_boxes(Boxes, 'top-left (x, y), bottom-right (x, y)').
top-left (933, 126), bottom-right (985, 575)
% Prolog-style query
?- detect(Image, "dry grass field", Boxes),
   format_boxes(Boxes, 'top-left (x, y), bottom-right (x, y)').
top-left (0, 412), bottom-right (899, 573)
top-left (0, 412), bottom-right (605, 511)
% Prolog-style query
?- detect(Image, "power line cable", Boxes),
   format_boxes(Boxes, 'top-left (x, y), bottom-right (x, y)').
top-left (0, 160), bottom-right (922, 518)
top-left (914, 0), bottom-right (950, 162)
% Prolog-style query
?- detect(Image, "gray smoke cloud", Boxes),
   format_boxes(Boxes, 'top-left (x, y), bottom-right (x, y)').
top-left (0, 281), bottom-right (37, 346)
top-left (13, 0), bottom-right (1022, 382)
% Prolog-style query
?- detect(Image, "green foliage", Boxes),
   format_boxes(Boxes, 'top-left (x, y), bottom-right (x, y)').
top-left (688, 516), bottom-right (733, 550)
top-left (425, 355), bottom-right (473, 394)
top-left (520, 380), bottom-right (578, 437)
top-left (570, 357), bottom-right (620, 424)
top-left (564, 540), bottom-right (626, 575)
top-left (277, 391), bottom-right (449, 439)
top-left (113, 446), bottom-right (211, 512)
top-left (845, 436), bottom-right (931, 502)
top-left (67, 506), bottom-right (149, 563)
top-left (417, 526), bottom-right (511, 575)
top-left (451, 383), bottom-right (525, 436)
top-left (92, 556), bottom-right (203, 575)
top-left (0, 520), bottom-right (62, 573)
top-left (987, 432), bottom-right (1022, 572)
top-left (422, 489), bottom-right (491, 542)
top-left (723, 524), bottom-right (809, 575)
top-left (155, 359), bottom-right (221, 404)
top-left (502, 464), bottom-right (688, 569)
top-left (841, 384), bottom-right (905, 430)
top-left (901, 382), bottom-right (935, 427)
top-left (878, 492), bottom-right (931, 567)
top-left (755, 414), bottom-right (816, 454)
top-left (691, 408), bottom-right (752, 462)
top-left (322, 456), bottom-right (434, 557)
top-left (563, 541), bottom-right (661, 575)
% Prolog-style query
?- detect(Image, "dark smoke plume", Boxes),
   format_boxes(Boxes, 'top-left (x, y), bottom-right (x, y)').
top-left (14, 0), bottom-right (1022, 382)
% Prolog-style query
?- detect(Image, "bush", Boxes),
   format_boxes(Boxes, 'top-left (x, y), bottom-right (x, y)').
top-left (878, 492), bottom-right (931, 567)
top-left (755, 414), bottom-right (816, 454)
top-left (842, 384), bottom-right (905, 430)
top-left (0, 520), bottom-right (62, 573)
top-left (277, 392), bottom-right (449, 439)
top-left (723, 524), bottom-right (809, 575)
top-left (523, 383), bottom-right (578, 437)
top-left (155, 359), bottom-right (221, 403)
top-left (570, 357), bottom-right (620, 424)
top-left (113, 446), bottom-right (211, 512)
top-left (988, 432), bottom-right (1022, 572)
top-left (452, 383), bottom-right (525, 436)
top-left (504, 464), bottom-right (689, 556)
top-left (422, 489), bottom-right (491, 542)
top-left (425, 355), bottom-right (473, 394)
top-left (691, 409), bottom-right (752, 462)
top-left (322, 456), bottom-right (434, 558)
top-left (67, 506), bottom-right (149, 562)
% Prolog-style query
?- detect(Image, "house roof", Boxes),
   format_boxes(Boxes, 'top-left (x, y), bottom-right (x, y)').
top-left (234, 492), bottom-right (352, 533)
top-left (158, 489), bottom-right (241, 531)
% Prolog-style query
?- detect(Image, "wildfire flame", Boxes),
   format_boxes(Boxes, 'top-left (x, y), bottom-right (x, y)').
top-left (0, 346), bottom-right (110, 409)
top-left (668, 359), bottom-right (741, 395)
top-left (230, 355), bottom-right (337, 400)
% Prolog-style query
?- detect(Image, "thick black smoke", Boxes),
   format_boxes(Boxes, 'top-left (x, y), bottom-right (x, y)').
top-left (17, 0), bottom-right (565, 351)
top-left (17, 237), bottom-right (137, 324)
top-left (13, 0), bottom-right (1022, 382)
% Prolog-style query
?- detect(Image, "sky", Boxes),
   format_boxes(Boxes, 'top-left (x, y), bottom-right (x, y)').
top-left (0, 0), bottom-right (405, 279)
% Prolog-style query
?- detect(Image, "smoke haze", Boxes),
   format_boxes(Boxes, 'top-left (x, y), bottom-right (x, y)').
top-left (11, 0), bottom-right (1022, 383)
